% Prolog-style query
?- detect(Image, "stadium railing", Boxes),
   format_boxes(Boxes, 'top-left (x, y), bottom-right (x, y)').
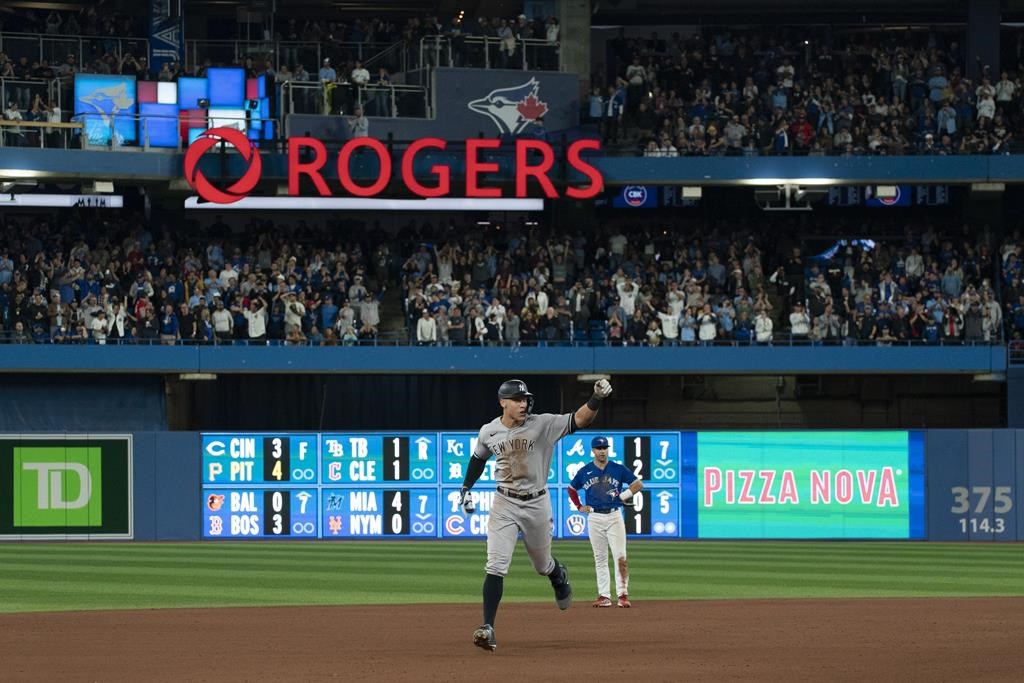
top-left (1009, 341), bottom-right (1024, 365)
top-left (0, 118), bottom-right (82, 148)
top-left (417, 35), bottom-right (559, 72)
top-left (0, 331), bottom-right (1004, 349)
top-left (0, 77), bottom-right (62, 114)
top-left (0, 31), bottom-right (149, 67)
top-left (184, 38), bottom-right (397, 73)
top-left (280, 80), bottom-right (429, 118)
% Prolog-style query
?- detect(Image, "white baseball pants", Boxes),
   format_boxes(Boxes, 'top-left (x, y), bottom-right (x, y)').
top-left (588, 509), bottom-right (629, 597)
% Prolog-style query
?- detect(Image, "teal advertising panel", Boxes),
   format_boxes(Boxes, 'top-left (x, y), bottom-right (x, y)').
top-left (693, 432), bottom-right (925, 539)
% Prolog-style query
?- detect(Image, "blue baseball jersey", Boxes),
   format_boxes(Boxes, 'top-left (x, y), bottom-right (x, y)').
top-left (569, 460), bottom-right (638, 509)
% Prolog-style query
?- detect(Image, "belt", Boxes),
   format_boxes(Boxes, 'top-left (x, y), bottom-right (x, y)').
top-left (497, 486), bottom-right (547, 501)
top-left (590, 508), bottom-right (619, 514)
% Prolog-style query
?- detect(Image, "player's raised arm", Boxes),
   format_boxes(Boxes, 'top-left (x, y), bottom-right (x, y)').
top-left (459, 427), bottom-right (491, 513)
top-left (574, 379), bottom-right (613, 430)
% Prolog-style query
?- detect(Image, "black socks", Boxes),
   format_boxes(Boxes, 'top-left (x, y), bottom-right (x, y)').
top-left (483, 573), bottom-right (503, 626)
top-left (547, 557), bottom-right (565, 585)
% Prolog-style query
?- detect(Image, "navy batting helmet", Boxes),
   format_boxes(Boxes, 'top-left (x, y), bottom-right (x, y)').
top-left (591, 436), bottom-right (609, 449)
top-left (498, 379), bottom-right (534, 414)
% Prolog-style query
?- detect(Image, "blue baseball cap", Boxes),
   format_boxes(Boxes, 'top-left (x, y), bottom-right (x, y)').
top-left (591, 436), bottom-right (609, 449)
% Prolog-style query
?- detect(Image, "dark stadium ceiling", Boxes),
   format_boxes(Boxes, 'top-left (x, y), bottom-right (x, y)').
top-left (11, 0), bottom-right (1024, 24)
top-left (170, 0), bottom-right (1024, 24)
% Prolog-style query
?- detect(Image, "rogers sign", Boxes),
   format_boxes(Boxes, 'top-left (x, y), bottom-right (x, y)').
top-left (183, 127), bottom-right (603, 205)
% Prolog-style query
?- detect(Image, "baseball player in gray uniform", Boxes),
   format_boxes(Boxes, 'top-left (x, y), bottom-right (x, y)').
top-left (460, 377), bottom-right (613, 652)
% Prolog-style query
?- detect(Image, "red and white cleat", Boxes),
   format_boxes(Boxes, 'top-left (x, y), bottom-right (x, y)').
top-left (617, 594), bottom-right (631, 608)
top-left (592, 595), bottom-right (613, 607)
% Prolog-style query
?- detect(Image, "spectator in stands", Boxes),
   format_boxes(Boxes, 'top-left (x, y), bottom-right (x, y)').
top-left (416, 306), bottom-right (437, 345)
top-left (755, 308), bottom-right (773, 344)
top-left (11, 320), bottom-right (30, 343)
top-left (351, 59), bottom-right (370, 94)
top-left (3, 101), bottom-right (25, 147)
top-left (372, 68), bottom-right (392, 116)
top-left (245, 296), bottom-right (269, 344)
top-left (318, 58), bottom-right (336, 83)
top-left (159, 303), bottom-right (179, 345)
top-left (789, 302), bottom-right (811, 342)
top-left (349, 106), bottom-right (369, 137)
top-left (211, 297), bottom-right (233, 343)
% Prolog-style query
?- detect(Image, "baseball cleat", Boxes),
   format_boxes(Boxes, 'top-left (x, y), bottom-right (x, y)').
top-left (593, 596), bottom-right (613, 608)
top-left (617, 594), bottom-right (631, 608)
top-left (553, 562), bottom-right (572, 610)
top-left (473, 624), bottom-right (496, 652)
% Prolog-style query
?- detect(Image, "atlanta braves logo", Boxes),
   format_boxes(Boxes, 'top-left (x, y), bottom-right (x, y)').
top-left (467, 78), bottom-right (549, 135)
top-left (183, 127), bottom-right (262, 204)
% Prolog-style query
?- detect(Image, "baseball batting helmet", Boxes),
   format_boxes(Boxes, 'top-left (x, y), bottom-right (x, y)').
top-left (498, 378), bottom-right (535, 414)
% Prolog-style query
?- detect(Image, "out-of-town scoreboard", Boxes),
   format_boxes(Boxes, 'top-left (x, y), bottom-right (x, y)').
top-left (201, 431), bottom-right (929, 540)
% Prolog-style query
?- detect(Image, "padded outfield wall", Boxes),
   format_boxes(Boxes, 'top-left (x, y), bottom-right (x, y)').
top-left (0, 430), bottom-right (1020, 541)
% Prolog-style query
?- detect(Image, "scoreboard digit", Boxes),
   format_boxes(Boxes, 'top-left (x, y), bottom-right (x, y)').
top-left (263, 490), bottom-right (290, 535)
top-left (263, 437), bottom-right (290, 482)
top-left (623, 435), bottom-right (651, 481)
top-left (384, 489), bottom-right (409, 535)
top-left (625, 490), bottom-right (651, 535)
top-left (384, 438), bottom-right (409, 481)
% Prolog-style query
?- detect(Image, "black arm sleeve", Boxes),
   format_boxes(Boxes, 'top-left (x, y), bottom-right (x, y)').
top-left (462, 454), bottom-right (488, 489)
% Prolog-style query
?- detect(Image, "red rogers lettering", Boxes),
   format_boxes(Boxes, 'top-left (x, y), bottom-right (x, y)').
top-left (184, 128), bottom-right (603, 204)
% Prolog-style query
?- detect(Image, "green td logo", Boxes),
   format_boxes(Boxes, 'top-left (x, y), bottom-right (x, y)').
top-left (13, 447), bottom-right (103, 526)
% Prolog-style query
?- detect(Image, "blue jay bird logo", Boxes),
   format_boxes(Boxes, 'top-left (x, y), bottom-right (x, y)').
top-left (77, 81), bottom-right (135, 145)
top-left (467, 78), bottom-right (549, 135)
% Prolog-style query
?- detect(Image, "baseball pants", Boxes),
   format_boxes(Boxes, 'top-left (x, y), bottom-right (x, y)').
top-left (588, 510), bottom-right (628, 597)
top-left (485, 492), bottom-right (556, 577)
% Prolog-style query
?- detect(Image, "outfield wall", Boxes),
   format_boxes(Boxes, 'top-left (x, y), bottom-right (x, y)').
top-left (0, 430), bottom-right (1020, 541)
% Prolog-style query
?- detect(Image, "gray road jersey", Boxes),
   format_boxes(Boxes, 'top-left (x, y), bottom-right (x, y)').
top-left (473, 412), bottom-right (574, 492)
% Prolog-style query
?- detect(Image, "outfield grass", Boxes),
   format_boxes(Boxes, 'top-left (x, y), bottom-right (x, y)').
top-left (0, 541), bottom-right (1021, 613)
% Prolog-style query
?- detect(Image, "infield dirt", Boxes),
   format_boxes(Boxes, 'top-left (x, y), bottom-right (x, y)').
top-left (2, 597), bottom-right (1022, 681)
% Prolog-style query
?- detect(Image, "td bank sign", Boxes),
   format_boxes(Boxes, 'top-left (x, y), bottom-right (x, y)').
top-left (2, 436), bottom-right (132, 538)
top-left (14, 448), bottom-right (103, 526)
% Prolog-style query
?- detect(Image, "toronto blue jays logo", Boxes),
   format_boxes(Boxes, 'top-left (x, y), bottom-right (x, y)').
top-left (467, 78), bottom-right (549, 135)
top-left (76, 78), bottom-right (136, 145)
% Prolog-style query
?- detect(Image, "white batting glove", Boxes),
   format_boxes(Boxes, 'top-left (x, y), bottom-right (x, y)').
top-left (619, 489), bottom-right (634, 502)
top-left (594, 379), bottom-right (613, 398)
top-left (460, 487), bottom-right (475, 514)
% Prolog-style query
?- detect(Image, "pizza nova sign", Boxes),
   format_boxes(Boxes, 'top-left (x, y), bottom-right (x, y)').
top-left (183, 128), bottom-right (603, 205)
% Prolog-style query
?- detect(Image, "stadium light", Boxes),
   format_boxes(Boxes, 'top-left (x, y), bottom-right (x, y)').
top-left (739, 178), bottom-right (838, 186)
top-left (184, 197), bottom-right (545, 211)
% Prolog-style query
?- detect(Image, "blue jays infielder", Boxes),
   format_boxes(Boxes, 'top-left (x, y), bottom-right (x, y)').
top-left (568, 436), bottom-right (643, 608)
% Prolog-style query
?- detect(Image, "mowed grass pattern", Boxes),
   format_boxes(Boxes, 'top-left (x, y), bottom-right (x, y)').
top-left (0, 541), bottom-right (1021, 613)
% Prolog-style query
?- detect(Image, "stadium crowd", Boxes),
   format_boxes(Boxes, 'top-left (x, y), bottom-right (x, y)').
top-left (595, 28), bottom-right (1024, 156)
top-left (1, 211), bottom-right (1020, 347)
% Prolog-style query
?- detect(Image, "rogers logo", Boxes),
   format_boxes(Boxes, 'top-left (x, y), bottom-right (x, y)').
top-left (184, 127), bottom-right (262, 204)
